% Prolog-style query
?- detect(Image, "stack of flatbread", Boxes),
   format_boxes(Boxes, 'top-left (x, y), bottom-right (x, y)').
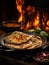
top-left (3, 31), bottom-right (43, 49)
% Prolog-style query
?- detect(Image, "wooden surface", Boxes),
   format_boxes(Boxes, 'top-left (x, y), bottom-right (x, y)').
top-left (0, 55), bottom-right (38, 65)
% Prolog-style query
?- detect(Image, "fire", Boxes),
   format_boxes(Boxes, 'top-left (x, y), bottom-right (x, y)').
top-left (45, 20), bottom-right (49, 32)
top-left (33, 11), bottom-right (40, 29)
top-left (18, 14), bottom-right (22, 22)
top-left (25, 21), bottom-right (33, 30)
top-left (16, 0), bottom-right (24, 22)
top-left (16, 0), bottom-right (49, 32)
top-left (16, 0), bottom-right (23, 13)
top-left (45, 27), bottom-right (49, 32)
top-left (43, 13), bottom-right (49, 32)
top-left (47, 20), bottom-right (49, 26)
top-left (26, 6), bottom-right (35, 14)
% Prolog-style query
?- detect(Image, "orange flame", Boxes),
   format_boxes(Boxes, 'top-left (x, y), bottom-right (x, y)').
top-left (25, 21), bottom-right (33, 30)
top-left (33, 11), bottom-right (40, 29)
top-left (45, 27), bottom-right (49, 32)
top-left (18, 14), bottom-right (22, 22)
top-left (16, 1), bottom-right (49, 32)
top-left (16, 0), bottom-right (24, 22)
top-left (16, 0), bottom-right (23, 13)
top-left (47, 20), bottom-right (49, 26)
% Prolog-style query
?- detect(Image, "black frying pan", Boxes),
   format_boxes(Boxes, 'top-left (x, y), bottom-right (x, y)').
top-left (0, 32), bottom-right (47, 55)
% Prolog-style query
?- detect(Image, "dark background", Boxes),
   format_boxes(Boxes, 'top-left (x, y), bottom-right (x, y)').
top-left (0, 0), bottom-right (49, 22)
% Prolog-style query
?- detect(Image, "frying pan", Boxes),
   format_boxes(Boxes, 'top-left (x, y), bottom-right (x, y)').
top-left (0, 32), bottom-right (47, 55)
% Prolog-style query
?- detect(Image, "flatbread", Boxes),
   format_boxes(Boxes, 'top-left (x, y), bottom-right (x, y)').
top-left (4, 40), bottom-right (33, 49)
top-left (2, 32), bottom-right (43, 49)
top-left (27, 35), bottom-right (43, 49)
top-left (3, 31), bottom-right (32, 44)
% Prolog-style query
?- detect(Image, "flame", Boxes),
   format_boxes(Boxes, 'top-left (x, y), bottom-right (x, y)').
top-left (16, 0), bottom-right (49, 32)
top-left (26, 6), bottom-right (35, 13)
top-left (33, 11), bottom-right (40, 29)
top-left (25, 21), bottom-right (33, 30)
top-left (18, 14), bottom-right (22, 22)
top-left (45, 27), bottom-right (49, 32)
top-left (47, 20), bottom-right (49, 26)
top-left (43, 13), bottom-right (49, 32)
top-left (16, 0), bottom-right (23, 13)
top-left (16, 0), bottom-right (24, 22)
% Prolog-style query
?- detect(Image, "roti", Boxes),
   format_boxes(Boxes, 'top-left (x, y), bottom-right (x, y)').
top-left (4, 40), bottom-right (33, 49)
top-left (2, 31), bottom-right (43, 50)
top-left (3, 31), bottom-right (32, 44)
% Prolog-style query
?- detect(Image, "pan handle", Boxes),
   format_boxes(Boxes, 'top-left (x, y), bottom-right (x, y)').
top-left (42, 42), bottom-right (49, 49)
